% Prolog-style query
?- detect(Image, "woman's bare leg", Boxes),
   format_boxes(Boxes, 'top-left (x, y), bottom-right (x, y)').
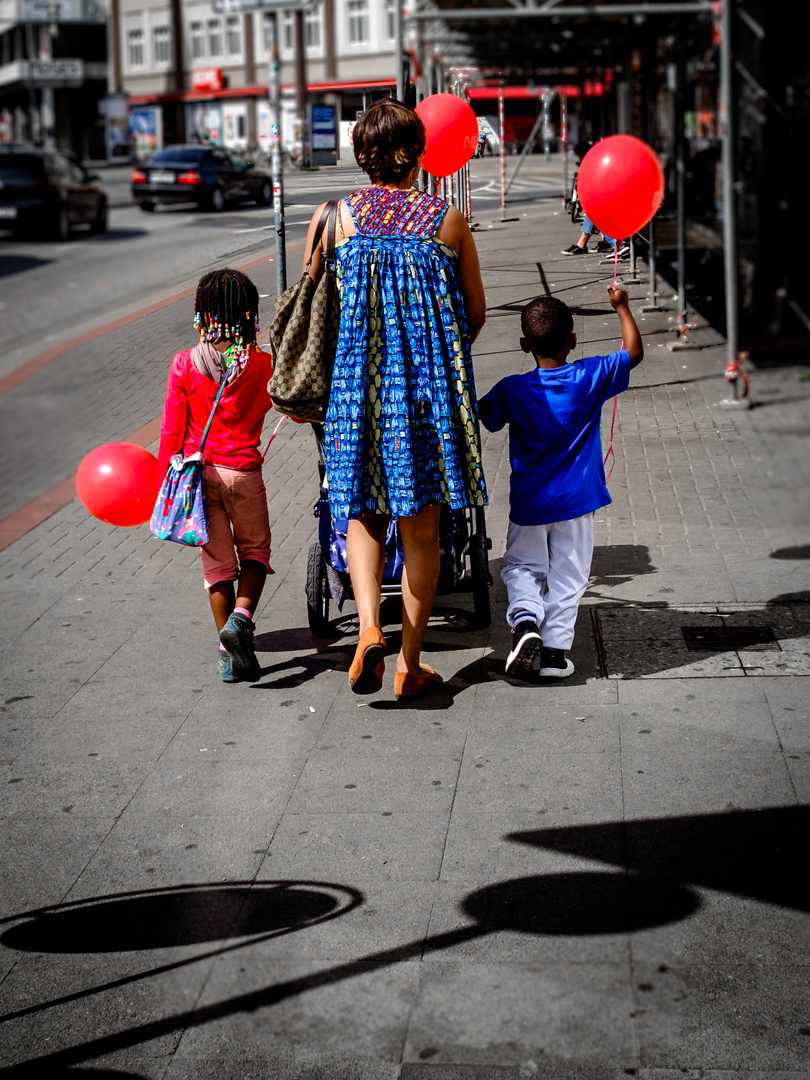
top-left (346, 515), bottom-right (390, 635)
top-left (396, 504), bottom-right (441, 675)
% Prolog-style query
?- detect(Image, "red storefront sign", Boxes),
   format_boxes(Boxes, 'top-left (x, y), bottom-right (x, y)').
top-left (192, 68), bottom-right (224, 92)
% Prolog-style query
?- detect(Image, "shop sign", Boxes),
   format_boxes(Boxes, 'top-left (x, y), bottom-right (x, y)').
top-left (311, 104), bottom-right (336, 150)
top-left (28, 58), bottom-right (83, 83)
top-left (192, 68), bottom-right (224, 92)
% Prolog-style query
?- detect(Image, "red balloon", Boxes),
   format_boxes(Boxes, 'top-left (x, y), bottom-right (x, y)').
top-left (577, 135), bottom-right (665, 240)
top-left (76, 442), bottom-right (160, 527)
top-left (415, 94), bottom-right (478, 178)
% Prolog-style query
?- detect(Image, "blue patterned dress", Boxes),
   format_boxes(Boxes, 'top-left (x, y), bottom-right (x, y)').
top-left (324, 186), bottom-right (489, 520)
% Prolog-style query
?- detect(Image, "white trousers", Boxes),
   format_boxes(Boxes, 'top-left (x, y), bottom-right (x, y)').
top-left (501, 513), bottom-right (594, 649)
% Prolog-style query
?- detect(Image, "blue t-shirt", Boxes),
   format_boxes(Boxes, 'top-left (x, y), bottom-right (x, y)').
top-left (478, 351), bottom-right (631, 526)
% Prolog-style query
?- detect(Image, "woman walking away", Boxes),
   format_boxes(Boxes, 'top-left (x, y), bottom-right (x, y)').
top-left (157, 268), bottom-right (275, 683)
top-left (303, 99), bottom-right (488, 699)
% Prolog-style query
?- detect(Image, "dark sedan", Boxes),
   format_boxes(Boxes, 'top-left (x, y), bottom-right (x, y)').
top-left (0, 147), bottom-right (107, 240)
top-left (132, 145), bottom-right (274, 212)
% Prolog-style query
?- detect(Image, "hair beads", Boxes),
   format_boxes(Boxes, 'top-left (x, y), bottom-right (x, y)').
top-left (194, 268), bottom-right (260, 366)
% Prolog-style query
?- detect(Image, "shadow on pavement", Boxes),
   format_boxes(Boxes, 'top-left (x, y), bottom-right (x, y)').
top-left (0, 254), bottom-right (52, 276)
top-left (1, 808), bottom-right (804, 1074)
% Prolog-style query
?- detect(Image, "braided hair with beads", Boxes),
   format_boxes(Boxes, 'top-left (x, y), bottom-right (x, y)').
top-left (194, 268), bottom-right (260, 368)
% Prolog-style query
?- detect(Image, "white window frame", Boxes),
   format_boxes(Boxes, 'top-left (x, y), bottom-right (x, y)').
top-left (281, 11), bottom-right (294, 53)
top-left (151, 23), bottom-right (172, 67)
top-left (305, 4), bottom-right (321, 50)
top-left (384, 0), bottom-right (396, 42)
top-left (347, 0), bottom-right (369, 47)
top-left (125, 22), bottom-right (145, 71)
top-left (190, 19), bottom-right (204, 61)
top-left (207, 17), bottom-right (223, 58)
top-left (225, 14), bottom-right (242, 57)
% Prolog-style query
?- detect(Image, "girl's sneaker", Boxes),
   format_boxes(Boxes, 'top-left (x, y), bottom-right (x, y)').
top-left (218, 651), bottom-right (239, 683)
top-left (219, 613), bottom-right (261, 681)
top-left (538, 647), bottom-right (575, 678)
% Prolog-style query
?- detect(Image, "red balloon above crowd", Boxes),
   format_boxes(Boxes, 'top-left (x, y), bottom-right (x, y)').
top-left (576, 134), bottom-right (665, 240)
top-left (415, 94), bottom-right (479, 178)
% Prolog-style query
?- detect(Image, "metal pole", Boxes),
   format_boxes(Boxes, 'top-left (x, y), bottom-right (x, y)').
top-left (294, 9), bottom-right (309, 166)
top-left (560, 90), bottom-right (568, 207)
top-left (394, 0), bottom-right (404, 102)
top-left (719, 0), bottom-right (738, 366)
top-left (642, 214), bottom-right (668, 311)
top-left (267, 12), bottom-right (286, 293)
top-left (498, 82), bottom-right (506, 211)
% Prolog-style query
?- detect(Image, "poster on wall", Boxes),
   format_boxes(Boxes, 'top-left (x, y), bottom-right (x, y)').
top-left (188, 103), bottom-right (223, 146)
top-left (129, 107), bottom-right (161, 156)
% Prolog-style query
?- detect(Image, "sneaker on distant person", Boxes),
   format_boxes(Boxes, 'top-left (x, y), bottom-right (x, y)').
top-left (537, 646), bottom-right (575, 679)
top-left (505, 618), bottom-right (543, 679)
top-left (595, 240), bottom-right (613, 253)
top-left (219, 612), bottom-right (261, 681)
top-left (561, 243), bottom-right (587, 256)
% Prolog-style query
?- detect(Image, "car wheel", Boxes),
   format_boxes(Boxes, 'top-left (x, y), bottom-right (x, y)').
top-left (53, 207), bottom-right (70, 242)
top-left (90, 200), bottom-right (108, 234)
top-left (208, 186), bottom-right (226, 212)
top-left (139, 201), bottom-right (156, 213)
top-left (258, 179), bottom-right (273, 206)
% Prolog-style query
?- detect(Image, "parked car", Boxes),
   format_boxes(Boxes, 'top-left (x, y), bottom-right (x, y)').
top-left (132, 145), bottom-right (274, 212)
top-left (0, 146), bottom-right (107, 240)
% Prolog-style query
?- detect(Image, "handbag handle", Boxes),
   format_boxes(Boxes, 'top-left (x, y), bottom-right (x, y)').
top-left (305, 200), bottom-right (338, 273)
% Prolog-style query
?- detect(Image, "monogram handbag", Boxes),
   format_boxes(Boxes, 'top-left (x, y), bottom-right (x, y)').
top-left (267, 201), bottom-right (340, 423)
top-left (150, 375), bottom-right (228, 547)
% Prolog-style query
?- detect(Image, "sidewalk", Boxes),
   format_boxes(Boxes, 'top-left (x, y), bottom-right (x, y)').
top-left (0, 187), bottom-right (808, 1079)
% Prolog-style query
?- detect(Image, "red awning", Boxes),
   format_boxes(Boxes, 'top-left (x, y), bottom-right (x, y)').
top-left (128, 77), bottom-right (395, 107)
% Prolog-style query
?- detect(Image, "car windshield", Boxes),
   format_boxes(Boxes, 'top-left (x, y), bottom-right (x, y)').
top-left (149, 148), bottom-right (209, 165)
top-left (0, 155), bottom-right (45, 182)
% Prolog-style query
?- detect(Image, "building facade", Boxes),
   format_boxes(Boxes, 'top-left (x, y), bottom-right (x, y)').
top-left (117, 0), bottom-right (399, 157)
top-left (0, 0), bottom-right (108, 155)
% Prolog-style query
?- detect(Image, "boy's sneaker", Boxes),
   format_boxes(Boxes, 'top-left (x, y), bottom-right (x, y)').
top-left (595, 240), bottom-right (613, 253)
top-left (218, 651), bottom-right (239, 683)
top-left (561, 243), bottom-right (587, 256)
top-left (505, 619), bottom-right (543, 680)
top-left (538, 647), bottom-right (575, 679)
top-left (219, 613), bottom-right (261, 681)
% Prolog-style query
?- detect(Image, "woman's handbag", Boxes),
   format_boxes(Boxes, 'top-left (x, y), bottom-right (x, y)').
top-left (149, 375), bottom-right (228, 547)
top-left (267, 200), bottom-right (340, 423)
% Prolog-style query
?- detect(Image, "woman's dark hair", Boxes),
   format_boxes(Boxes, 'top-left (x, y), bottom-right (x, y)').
top-left (521, 296), bottom-right (574, 356)
top-left (194, 267), bottom-right (259, 347)
top-left (352, 99), bottom-right (426, 185)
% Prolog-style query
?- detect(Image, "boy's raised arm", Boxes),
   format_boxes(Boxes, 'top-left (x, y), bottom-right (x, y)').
top-left (606, 284), bottom-right (644, 368)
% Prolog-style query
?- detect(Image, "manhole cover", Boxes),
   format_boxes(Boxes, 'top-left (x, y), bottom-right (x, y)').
top-left (681, 626), bottom-right (780, 652)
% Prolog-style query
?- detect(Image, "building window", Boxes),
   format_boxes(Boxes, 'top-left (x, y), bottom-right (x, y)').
top-left (152, 24), bottom-right (171, 65)
top-left (347, 0), bottom-right (369, 46)
top-left (262, 11), bottom-right (275, 51)
top-left (305, 5), bottom-right (321, 48)
top-left (385, 0), bottom-right (396, 41)
top-left (207, 18), bottom-right (222, 57)
top-left (281, 11), bottom-right (293, 50)
top-left (190, 20), bottom-right (204, 60)
top-left (127, 27), bottom-right (144, 68)
top-left (225, 15), bottom-right (241, 55)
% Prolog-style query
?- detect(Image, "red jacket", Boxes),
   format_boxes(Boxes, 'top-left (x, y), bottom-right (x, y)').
top-left (157, 347), bottom-right (274, 478)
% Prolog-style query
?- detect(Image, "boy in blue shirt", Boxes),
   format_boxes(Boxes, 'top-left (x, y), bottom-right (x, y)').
top-left (478, 286), bottom-right (643, 680)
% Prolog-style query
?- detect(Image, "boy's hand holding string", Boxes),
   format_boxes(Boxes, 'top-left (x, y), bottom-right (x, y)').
top-left (607, 284), bottom-right (644, 368)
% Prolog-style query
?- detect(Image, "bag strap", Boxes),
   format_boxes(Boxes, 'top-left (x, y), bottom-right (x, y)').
top-left (305, 200), bottom-right (339, 273)
top-left (196, 372), bottom-right (229, 455)
top-left (305, 200), bottom-right (335, 270)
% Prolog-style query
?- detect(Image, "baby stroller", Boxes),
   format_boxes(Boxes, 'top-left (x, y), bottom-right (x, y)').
top-left (305, 424), bottom-right (493, 636)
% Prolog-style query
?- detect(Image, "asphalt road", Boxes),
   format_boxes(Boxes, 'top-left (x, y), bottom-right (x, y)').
top-left (0, 155), bottom-right (566, 381)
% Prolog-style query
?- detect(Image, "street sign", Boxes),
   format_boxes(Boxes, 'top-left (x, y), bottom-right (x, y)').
top-left (27, 58), bottom-right (84, 84)
top-left (210, 0), bottom-right (314, 13)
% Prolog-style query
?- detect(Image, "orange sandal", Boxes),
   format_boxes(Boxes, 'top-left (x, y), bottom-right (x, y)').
top-left (393, 664), bottom-right (441, 699)
top-left (348, 628), bottom-right (386, 695)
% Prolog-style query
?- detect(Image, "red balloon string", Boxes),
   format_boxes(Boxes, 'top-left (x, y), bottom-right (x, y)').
top-left (612, 241), bottom-right (621, 287)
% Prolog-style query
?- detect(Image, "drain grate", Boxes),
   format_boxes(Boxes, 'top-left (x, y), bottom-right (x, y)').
top-left (681, 626), bottom-right (781, 652)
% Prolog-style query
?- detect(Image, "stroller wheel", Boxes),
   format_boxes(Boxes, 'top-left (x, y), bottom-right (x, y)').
top-left (306, 542), bottom-right (332, 637)
top-left (470, 507), bottom-right (493, 628)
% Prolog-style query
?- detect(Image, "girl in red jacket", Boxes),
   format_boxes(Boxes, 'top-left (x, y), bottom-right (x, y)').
top-left (157, 268), bottom-right (274, 683)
